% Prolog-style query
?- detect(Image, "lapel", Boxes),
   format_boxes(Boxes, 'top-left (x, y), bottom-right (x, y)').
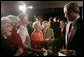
top-left (68, 18), bottom-right (79, 43)
top-left (69, 23), bottom-right (77, 43)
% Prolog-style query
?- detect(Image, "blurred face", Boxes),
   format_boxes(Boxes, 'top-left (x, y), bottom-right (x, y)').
top-left (44, 23), bottom-right (48, 29)
top-left (35, 24), bottom-right (41, 31)
top-left (60, 21), bottom-right (65, 28)
top-left (36, 18), bottom-right (39, 21)
top-left (53, 18), bottom-right (56, 22)
top-left (3, 23), bottom-right (13, 37)
top-left (64, 7), bottom-right (73, 21)
top-left (23, 15), bottom-right (28, 26)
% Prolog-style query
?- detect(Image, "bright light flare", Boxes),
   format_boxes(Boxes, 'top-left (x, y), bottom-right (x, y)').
top-left (19, 4), bottom-right (26, 12)
top-left (28, 6), bottom-right (33, 9)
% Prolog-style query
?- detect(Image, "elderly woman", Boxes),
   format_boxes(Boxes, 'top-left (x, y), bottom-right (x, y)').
top-left (31, 21), bottom-right (44, 49)
top-left (42, 21), bottom-right (55, 55)
top-left (31, 21), bottom-right (45, 55)
top-left (7, 15), bottom-right (27, 56)
top-left (1, 17), bottom-right (13, 56)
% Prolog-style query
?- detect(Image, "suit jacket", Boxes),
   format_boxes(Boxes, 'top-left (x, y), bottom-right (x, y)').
top-left (63, 17), bottom-right (83, 56)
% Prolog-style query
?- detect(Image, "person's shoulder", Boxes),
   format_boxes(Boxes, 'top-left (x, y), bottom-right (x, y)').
top-left (76, 17), bottom-right (82, 21)
top-left (48, 28), bottom-right (54, 32)
top-left (17, 33), bottom-right (21, 38)
top-left (76, 17), bottom-right (83, 24)
top-left (31, 31), bottom-right (35, 35)
top-left (48, 28), bottom-right (53, 30)
top-left (40, 30), bottom-right (43, 34)
top-left (18, 26), bottom-right (27, 32)
top-left (75, 17), bottom-right (84, 29)
top-left (19, 25), bottom-right (26, 29)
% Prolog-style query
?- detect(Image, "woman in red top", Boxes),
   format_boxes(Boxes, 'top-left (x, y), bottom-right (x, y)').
top-left (31, 21), bottom-right (44, 49)
top-left (8, 28), bottom-right (27, 56)
top-left (7, 15), bottom-right (27, 56)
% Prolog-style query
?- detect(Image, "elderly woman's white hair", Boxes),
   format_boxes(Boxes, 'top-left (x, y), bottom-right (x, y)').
top-left (33, 21), bottom-right (41, 29)
top-left (7, 15), bottom-right (20, 27)
top-left (42, 21), bottom-right (50, 29)
top-left (1, 17), bottom-right (11, 34)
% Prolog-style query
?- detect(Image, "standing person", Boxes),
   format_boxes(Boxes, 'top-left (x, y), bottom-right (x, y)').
top-left (31, 21), bottom-right (45, 56)
top-left (63, 2), bottom-right (83, 56)
top-left (17, 13), bottom-right (41, 56)
top-left (52, 17), bottom-right (61, 40)
top-left (59, 20), bottom-right (66, 51)
top-left (42, 21), bottom-right (55, 56)
top-left (7, 15), bottom-right (27, 56)
top-left (52, 17), bottom-right (61, 53)
top-left (17, 13), bottom-right (31, 48)
top-left (1, 17), bottom-right (13, 56)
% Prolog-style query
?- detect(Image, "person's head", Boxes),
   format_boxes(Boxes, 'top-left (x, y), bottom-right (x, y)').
top-left (60, 20), bottom-right (65, 28)
top-left (35, 17), bottom-right (39, 21)
top-left (33, 21), bottom-right (41, 32)
top-left (1, 17), bottom-right (13, 38)
top-left (7, 15), bottom-right (20, 30)
top-left (18, 13), bottom-right (28, 27)
top-left (64, 2), bottom-right (80, 21)
top-left (57, 19), bottom-right (60, 22)
top-left (49, 17), bottom-right (52, 22)
top-left (53, 17), bottom-right (57, 22)
top-left (42, 21), bottom-right (50, 29)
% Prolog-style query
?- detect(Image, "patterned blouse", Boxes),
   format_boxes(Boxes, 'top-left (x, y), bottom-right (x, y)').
top-left (31, 30), bottom-right (44, 49)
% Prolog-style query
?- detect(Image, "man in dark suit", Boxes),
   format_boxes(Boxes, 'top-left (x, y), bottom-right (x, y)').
top-left (63, 2), bottom-right (83, 56)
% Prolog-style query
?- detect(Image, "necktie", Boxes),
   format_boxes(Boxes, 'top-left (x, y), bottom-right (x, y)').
top-left (68, 23), bottom-right (72, 40)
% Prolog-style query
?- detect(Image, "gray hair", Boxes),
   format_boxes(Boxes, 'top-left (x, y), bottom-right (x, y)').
top-left (64, 2), bottom-right (80, 13)
top-left (7, 15), bottom-right (20, 27)
top-left (18, 13), bottom-right (28, 20)
top-left (33, 21), bottom-right (41, 29)
top-left (1, 17), bottom-right (11, 34)
top-left (42, 21), bottom-right (50, 28)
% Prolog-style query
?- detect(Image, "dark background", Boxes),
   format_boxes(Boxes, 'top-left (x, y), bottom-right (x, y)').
top-left (1, 1), bottom-right (83, 22)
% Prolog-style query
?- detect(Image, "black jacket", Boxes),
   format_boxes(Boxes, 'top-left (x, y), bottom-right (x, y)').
top-left (1, 36), bottom-right (13, 56)
top-left (63, 17), bottom-right (84, 56)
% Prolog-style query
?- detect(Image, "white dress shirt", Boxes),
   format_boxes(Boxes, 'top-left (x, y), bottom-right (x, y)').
top-left (17, 25), bottom-right (31, 47)
top-left (65, 21), bottom-right (73, 46)
top-left (65, 16), bottom-right (80, 48)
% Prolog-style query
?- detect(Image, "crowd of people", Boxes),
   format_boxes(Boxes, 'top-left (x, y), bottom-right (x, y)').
top-left (1, 2), bottom-right (83, 56)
